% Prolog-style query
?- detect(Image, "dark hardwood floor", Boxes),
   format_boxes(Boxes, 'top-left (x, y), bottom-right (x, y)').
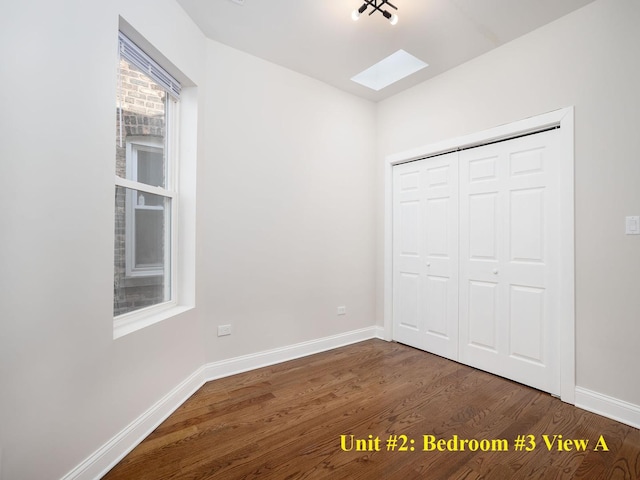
top-left (103, 339), bottom-right (640, 479)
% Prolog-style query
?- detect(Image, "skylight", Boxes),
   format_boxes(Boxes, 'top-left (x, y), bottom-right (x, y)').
top-left (350, 49), bottom-right (428, 91)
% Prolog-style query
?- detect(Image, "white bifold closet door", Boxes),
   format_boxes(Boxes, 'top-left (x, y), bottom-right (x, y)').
top-left (392, 152), bottom-right (459, 361)
top-left (393, 129), bottom-right (561, 395)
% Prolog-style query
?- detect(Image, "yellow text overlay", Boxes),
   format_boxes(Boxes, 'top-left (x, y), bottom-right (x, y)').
top-left (339, 434), bottom-right (610, 453)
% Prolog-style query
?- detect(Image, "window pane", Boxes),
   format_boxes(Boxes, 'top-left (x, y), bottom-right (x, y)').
top-left (114, 186), bottom-right (171, 317)
top-left (136, 147), bottom-right (164, 187)
top-left (116, 57), bottom-right (167, 188)
top-left (135, 208), bottom-right (163, 267)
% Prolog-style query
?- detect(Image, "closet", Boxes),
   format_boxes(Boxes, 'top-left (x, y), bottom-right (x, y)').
top-left (392, 128), bottom-right (561, 395)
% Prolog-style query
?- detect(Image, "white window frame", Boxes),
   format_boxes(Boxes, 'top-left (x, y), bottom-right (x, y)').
top-left (114, 102), bottom-right (179, 315)
top-left (114, 31), bottom-right (184, 335)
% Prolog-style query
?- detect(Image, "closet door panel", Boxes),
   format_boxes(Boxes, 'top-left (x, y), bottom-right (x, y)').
top-left (459, 130), bottom-right (560, 395)
top-left (392, 153), bottom-right (458, 360)
top-left (393, 163), bottom-right (423, 345)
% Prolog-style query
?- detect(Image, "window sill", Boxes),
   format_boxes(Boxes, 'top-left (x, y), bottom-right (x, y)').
top-left (113, 303), bottom-right (194, 339)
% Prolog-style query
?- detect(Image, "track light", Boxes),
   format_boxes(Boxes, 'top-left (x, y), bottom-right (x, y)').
top-left (351, 0), bottom-right (399, 25)
top-left (351, 3), bottom-right (368, 21)
top-left (383, 10), bottom-right (399, 25)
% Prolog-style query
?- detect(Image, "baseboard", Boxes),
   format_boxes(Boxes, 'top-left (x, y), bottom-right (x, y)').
top-left (575, 387), bottom-right (640, 430)
top-left (204, 326), bottom-right (384, 381)
top-left (61, 326), bottom-right (383, 480)
top-left (61, 366), bottom-right (206, 480)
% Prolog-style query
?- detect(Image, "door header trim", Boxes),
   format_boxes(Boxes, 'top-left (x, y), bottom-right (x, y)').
top-left (386, 107), bottom-right (572, 167)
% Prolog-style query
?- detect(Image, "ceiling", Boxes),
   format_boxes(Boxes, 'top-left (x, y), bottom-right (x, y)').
top-left (176, 0), bottom-right (596, 102)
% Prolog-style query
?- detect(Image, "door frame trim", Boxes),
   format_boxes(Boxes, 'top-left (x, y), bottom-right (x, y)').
top-left (383, 107), bottom-right (575, 404)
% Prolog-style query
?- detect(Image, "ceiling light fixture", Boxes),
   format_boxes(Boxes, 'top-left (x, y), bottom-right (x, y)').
top-left (351, 0), bottom-right (399, 25)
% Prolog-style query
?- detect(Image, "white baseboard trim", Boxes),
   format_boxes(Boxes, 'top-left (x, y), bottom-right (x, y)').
top-left (61, 326), bottom-right (383, 480)
top-left (61, 366), bottom-right (206, 480)
top-left (204, 326), bottom-right (384, 381)
top-left (575, 387), bottom-right (640, 430)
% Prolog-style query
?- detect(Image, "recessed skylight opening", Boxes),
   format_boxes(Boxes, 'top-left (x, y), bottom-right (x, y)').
top-left (350, 49), bottom-right (428, 91)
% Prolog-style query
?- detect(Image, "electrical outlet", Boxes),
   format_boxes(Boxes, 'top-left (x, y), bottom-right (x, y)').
top-left (217, 325), bottom-right (232, 337)
top-left (625, 216), bottom-right (640, 235)
top-left (337, 306), bottom-right (346, 315)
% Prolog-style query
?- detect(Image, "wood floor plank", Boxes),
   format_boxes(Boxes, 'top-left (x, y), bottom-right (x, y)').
top-left (102, 340), bottom-right (640, 480)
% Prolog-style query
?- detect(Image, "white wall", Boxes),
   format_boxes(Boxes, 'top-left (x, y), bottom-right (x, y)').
top-left (0, 2), bottom-right (378, 479)
top-left (376, 0), bottom-right (640, 406)
top-left (0, 1), bottom-right (207, 479)
top-left (201, 41), bottom-right (377, 361)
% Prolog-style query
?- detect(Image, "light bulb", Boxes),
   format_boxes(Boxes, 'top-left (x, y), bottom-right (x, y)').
top-left (382, 10), bottom-right (399, 25)
top-left (352, 4), bottom-right (368, 21)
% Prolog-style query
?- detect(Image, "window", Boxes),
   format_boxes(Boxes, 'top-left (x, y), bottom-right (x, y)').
top-left (125, 138), bottom-right (165, 277)
top-left (114, 32), bottom-right (181, 319)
